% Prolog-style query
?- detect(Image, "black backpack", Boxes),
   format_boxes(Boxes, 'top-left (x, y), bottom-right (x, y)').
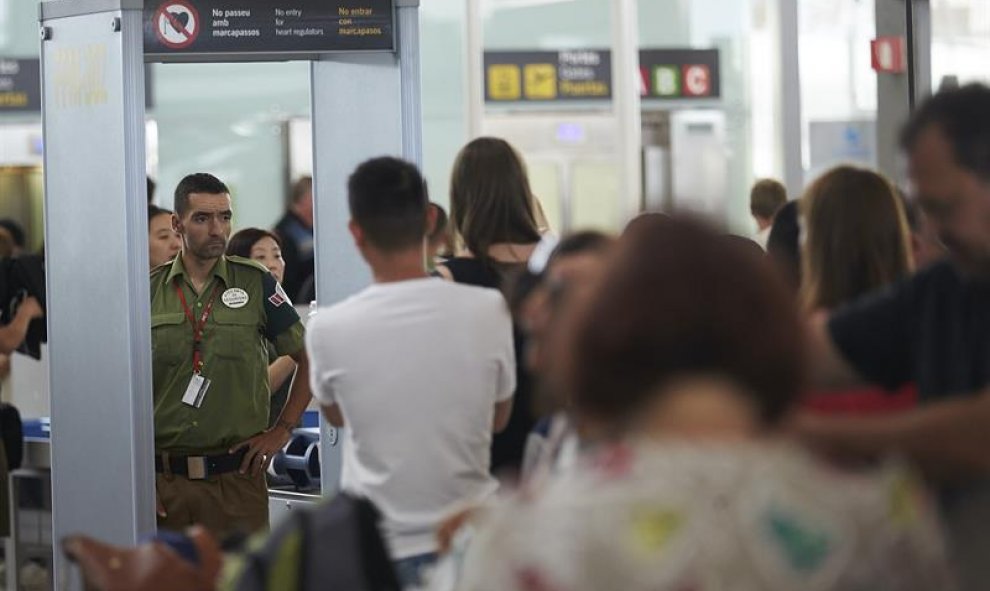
top-left (232, 493), bottom-right (400, 591)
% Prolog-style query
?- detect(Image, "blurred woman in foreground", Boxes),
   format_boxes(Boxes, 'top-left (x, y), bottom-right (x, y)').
top-left (453, 216), bottom-right (952, 591)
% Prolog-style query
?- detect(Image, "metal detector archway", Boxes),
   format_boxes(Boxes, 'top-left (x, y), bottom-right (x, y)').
top-left (38, 1), bottom-right (420, 586)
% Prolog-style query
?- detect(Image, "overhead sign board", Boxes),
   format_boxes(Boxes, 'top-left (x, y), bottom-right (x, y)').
top-left (144, 0), bottom-right (395, 61)
top-left (638, 49), bottom-right (720, 100)
top-left (485, 48), bottom-right (720, 104)
top-left (0, 59), bottom-right (41, 113)
top-left (484, 50), bottom-right (612, 102)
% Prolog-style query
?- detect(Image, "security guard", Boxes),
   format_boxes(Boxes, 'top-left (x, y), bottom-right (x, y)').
top-left (151, 173), bottom-right (311, 537)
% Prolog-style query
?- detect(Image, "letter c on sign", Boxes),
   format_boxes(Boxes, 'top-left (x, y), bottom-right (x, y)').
top-left (683, 65), bottom-right (711, 97)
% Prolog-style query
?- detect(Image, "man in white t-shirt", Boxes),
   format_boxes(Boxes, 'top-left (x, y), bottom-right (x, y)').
top-left (306, 157), bottom-right (516, 587)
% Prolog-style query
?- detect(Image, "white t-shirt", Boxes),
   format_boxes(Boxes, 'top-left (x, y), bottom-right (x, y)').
top-left (306, 277), bottom-right (516, 559)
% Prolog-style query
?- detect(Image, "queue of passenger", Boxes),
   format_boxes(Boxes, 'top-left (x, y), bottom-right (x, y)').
top-left (61, 82), bottom-right (990, 591)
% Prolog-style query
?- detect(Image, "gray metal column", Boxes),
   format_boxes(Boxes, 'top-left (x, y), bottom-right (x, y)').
top-left (908, 0), bottom-right (932, 101)
top-left (464, 0), bottom-right (484, 139)
top-left (39, 0), bottom-right (154, 588)
top-left (311, 51), bottom-right (406, 494)
top-left (778, 0), bottom-right (803, 197)
top-left (875, 0), bottom-right (911, 184)
top-left (398, 0), bottom-right (423, 168)
top-left (610, 0), bottom-right (642, 219)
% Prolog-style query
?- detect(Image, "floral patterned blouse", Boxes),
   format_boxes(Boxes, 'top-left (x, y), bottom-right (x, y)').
top-left (453, 441), bottom-right (954, 591)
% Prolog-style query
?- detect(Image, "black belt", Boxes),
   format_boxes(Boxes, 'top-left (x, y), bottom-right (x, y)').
top-left (155, 450), bottom-right (247, 480)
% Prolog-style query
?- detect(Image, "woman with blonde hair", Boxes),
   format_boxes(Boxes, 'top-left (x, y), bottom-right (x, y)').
top-left (800, 165), bottom-right (916, 414)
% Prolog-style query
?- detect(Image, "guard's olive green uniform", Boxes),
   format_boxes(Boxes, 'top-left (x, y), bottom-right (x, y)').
top-left (151, 255), bottom-right (304, 537)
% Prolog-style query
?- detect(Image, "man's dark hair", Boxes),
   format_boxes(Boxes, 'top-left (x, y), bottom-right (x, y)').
top-left (174, 173), bottom-right (229, 217)
top-left (348, 157), bottom-right (427, 252)
top-left (901, 83), bottom-right (990, 181)
top-left (750, 178), bottom-right (788, 220)
top-left (147, 176), bottom-right (157, 204)
top-left (0, 219), bottom-right (26, 249)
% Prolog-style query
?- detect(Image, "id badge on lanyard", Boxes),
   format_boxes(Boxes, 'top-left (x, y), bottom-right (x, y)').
top-left (175, 281), bottom-right (220, 408)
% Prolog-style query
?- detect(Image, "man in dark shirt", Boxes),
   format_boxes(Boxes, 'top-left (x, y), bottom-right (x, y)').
top-left (273, 176), bottom-right (315, 303)
top-left (799, 84), bottom-right (990, 590)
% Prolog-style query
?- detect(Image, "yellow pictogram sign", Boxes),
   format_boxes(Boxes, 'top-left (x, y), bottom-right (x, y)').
top-left (524, 63), bottom-right (557, 100)
top-left (487, 64), bottom-right (521, 101)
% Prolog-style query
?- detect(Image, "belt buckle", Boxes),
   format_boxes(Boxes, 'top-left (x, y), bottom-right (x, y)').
top-left (187, 456), bottom-right (207, 480)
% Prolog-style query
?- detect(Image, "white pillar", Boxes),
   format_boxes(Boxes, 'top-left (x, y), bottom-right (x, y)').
top-left (611, 0), bottom-right (643, 222)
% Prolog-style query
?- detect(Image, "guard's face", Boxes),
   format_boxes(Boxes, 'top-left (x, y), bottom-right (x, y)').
top-left (176, 192), bottom-right (232, 261)
top-left (910, 124), bottom-right (990, 276)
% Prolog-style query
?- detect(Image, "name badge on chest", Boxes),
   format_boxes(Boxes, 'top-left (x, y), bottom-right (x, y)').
top-left (181, 373), bottom-right (211, 408)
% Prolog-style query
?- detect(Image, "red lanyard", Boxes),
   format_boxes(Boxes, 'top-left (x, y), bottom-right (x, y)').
top-left (174, 280), bottom-right (221, 374)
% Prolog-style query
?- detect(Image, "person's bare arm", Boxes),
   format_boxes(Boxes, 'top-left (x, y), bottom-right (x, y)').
top-left (434, 264), bottom-right (453, 281)
top-left (794, 390), bottom-right (990, 480)
top-left (267, 355), bottom-right (297, 393)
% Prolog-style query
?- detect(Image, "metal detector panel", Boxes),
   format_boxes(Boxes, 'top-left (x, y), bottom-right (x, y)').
top-left (40, 4), bottom-right (156, 585)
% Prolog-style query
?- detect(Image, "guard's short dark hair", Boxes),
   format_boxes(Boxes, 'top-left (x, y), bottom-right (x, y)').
top-left (901, 83), bottom-right (990, 181)
top-left (147, 176), bottom-right (157, 204)
top-left (348, 157), bottom-right (427, 252)
top-left (174, 173), bottom-right (229, 217)
top-left (750, 179), bottom-right (788, 219)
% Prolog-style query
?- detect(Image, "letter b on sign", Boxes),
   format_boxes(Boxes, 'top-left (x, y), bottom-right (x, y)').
top-left (682, 65), bottom-right (711, 97)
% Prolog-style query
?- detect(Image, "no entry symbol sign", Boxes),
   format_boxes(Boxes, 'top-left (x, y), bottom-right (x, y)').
top-left (155, 0), bottom-right (199, 49)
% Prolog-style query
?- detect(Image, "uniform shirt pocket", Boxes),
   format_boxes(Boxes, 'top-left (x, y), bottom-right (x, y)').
top-left (151, 312), bottom-right (189, 368)
top-left (211, 308), bottom-right (263, 362)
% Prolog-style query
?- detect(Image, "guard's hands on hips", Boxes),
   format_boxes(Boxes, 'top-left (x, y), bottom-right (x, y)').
top-left (230, 427), bottom-right (291, 476)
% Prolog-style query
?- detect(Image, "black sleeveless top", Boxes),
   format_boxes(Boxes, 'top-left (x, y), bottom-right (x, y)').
top-left (442, 257), bottom-right (537, 478)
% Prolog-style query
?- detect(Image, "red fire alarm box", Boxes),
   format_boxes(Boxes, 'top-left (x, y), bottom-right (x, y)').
top-left (871, 36), bottom-right (907, 73)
